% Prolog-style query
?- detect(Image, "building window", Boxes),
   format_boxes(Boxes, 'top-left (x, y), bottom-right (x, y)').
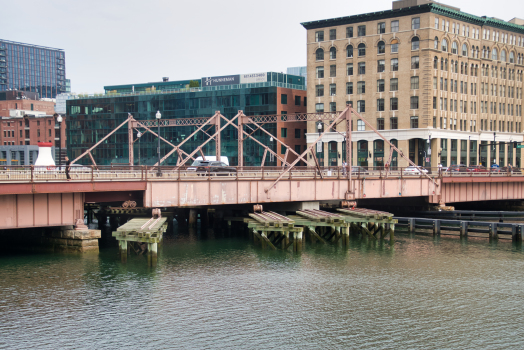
top-left (377, 118), bottom-right (384, 130)
top-left (442, 39), bottom-right (448, 52)
top-left (358, 62), bottom-right (366, 75)
top-left (412, 17), bottom-right (420, 30)
top-left (358, 43), bottom-right (366, 56)
top-left (281, 94), bottom-right (287, 104)
top-left (295, 96), bottom-right (301, 106)
top-left (390, 97), bottom-right (398, 110)
top-left (411, 76), bottom-right (419, 89)
top-left (315, 103), bottom-right (324, 112)
top-left (316, 66), bottom-right (324, 78)
top-left (281, 128), bottom-right (287, 138)
top-left (357, 81), bottom-right (365, 94)
top-left (377, 99), bottom-right (385, 111)
top-left (390, 117), bottom-right (398, 129)
top-left (411, 56), bottom-right (419, 69)
top-left (390, 79), bottom-right (398, 91)
top-left (411, 37), bottom-right (419, 50)
top-left (346, 27), bottom-right (353, 38)
top-left (346, 82), bottom-right (353, 94)
top-left (410, 96), bottom-right (419, 109)
top-left (434, 37), bottom-right (439, 50)
top-left (435, 18), bottom-right (439, 29)
top-left (357, 100), bottom-right (365, 113)
top-left (377, 59), bottom-right (385, 72)
top-left (492, 48), bottom-right (498, 60)
top-left (329, 84), bottom-right (336, 96)
top-left (316, 85), bottom-right (324, 97)
top-left (410, 116), bottom-right (419, 128)
top-left (378, 41), bottom-right (385, 54)
top-left (329, 102), bottom-right (336, 112)
top-left (391, 58), bottom-right (398, 71)
top-left (295, 129), bottom-right (301, 138)
top-left (347, 63), bottom-right (353, 75)
top-left (329, 29), bottom-right (336, 40)
top-left (357, 25), bottom-right (366, 36)
top-left (378, 22), bottom-right (385, 34)
top-left (330, 65), bottom-right (336, 77)
top-left (377, 79), bottom-right (385, 92)
top-left (281, 145), bottom-right (286, 154)
top-left (357, 120), bottom-right (365, 131)
top-left (462, 43), bottom-right (468, 56)
top-left (452, 41), bottom-right (458, 54)
top-left (391, 39), bottom-right (399, 53)
top-left (346, 45), bottom-right (353, 58)
top-left (316, 48), bottom-right (324, 60)
top-left (391, 20), bottom-right (399, 32)
top-left (330, 47), bottom-right (336, 59)
top-left (315, 31), bottom-right (324, 42)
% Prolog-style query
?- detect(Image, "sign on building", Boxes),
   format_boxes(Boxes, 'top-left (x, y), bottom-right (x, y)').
top-left (201, 75), bottom-right (240, 87)
top-left (240, 72), bottom-right (267, 84)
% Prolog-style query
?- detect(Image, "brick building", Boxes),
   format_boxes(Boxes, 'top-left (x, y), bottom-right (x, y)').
top-left (302, 0), bottom-right (524, 168)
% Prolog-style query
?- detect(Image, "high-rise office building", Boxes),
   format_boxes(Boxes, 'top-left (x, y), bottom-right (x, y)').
top-left (0, 40), bottom-right (66, 98)
top-left (302, 0), bottom-right (524, 168)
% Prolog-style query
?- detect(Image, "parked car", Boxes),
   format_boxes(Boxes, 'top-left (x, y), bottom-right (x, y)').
top-left (403, 166), bottom-right (428, 175)
top-left (466, 165), bottom-right (488, 173)
top-left (188, 161), bottom-right (235, 175)
top-left (448, 164), bottom-right (468, 173)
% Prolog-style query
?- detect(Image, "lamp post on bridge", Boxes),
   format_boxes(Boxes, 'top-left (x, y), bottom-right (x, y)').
top-left (156, 111), bottom-right (162, 177)
top-left (137, 131), bottom-right (142, 166)
top-left (55, 114), bottom-right (63, 168)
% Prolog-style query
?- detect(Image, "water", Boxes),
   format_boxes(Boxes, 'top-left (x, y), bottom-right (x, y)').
top-left (1, 229), bottom-right (524, 349)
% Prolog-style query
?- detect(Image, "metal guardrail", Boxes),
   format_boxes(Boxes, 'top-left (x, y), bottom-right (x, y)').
top-left (0, 166), bottom-right (522, 183)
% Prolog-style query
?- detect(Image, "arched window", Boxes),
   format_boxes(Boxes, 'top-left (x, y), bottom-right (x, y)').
top-left (462, 43), bottom-right (468, 56)
top-left (492, 48), bottom-right (498, 60)
top-left (510, 51), bottom-right (515, 63)
top-left (475, 64), bottom-right (478, 76)
top-left (434, 37), bottom-right (439, 50)
top-left (346, 45), bottom-right (353, 58)
top-left (460, 62), bottom-right (464, 74)
top-left (377, 41), bottom-right (385, 54)
top-left (451, 41), bottom-right (458, 54)
top-left (501, 50), bottom-right (507, 62)
top-left (411, 36), bottom-right (419, 50)
top-left (442, 38), bottom-right (448, 52)
top-left (441, 58), bottom-right (444, 70)
top-left (445, 59), bottom-right (448, 71)
top-left (330, 47), bottom-right (337, 59)
top-left (464, 63), bottom-right (468, 75)
top-left (316, 48), bottom-right (324, 61)
top-left (470, 65), bottom-right (474, 75)
top-left (482, 46), bottom-right (486, 58)
top-left (358, 43), bottom-right (366, 56)
top-left (455, 60), bottom-right (458, 73)
top-left (476, 46), bottom-right (479, 58)
top-left (434, 56), bottom-right (438, 69)
top-left (390, 39), bottom-right (399, 53)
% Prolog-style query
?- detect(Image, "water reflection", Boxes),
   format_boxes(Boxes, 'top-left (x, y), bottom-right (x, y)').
top-left (1, 227), bottom-right (523, 349)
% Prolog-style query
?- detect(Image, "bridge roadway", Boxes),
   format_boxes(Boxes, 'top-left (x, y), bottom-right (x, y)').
top-left (1, 166), bottom-right (524, 230)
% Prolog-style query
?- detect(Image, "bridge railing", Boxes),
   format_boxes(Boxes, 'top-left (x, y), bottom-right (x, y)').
top-left (0, 165), bottom-right (522, 182)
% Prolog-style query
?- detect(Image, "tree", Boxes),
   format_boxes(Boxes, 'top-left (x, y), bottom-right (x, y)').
top-left (189, 80), bottom-right (200, 88)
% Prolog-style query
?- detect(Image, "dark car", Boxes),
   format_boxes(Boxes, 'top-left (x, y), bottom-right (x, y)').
top-left (448, 164), bottom-right (468, 173)
top-left (467, 165), bottom-right (488, 173)
top-left (188, 161), bottom-right (235, 175)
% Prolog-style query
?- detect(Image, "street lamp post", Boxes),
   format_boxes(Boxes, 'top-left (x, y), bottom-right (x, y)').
top-left (426, 133), bottom-right (431, 168)
top-left (55, 114), bottom-right (63, 168)
top-left (156, 111), bottom-right (162, 176)
top-left (137, 131), bottom-right (142, 166)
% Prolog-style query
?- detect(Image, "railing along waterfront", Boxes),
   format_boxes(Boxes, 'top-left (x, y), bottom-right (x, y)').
top-left (0, 166), bottom-right (522, 183)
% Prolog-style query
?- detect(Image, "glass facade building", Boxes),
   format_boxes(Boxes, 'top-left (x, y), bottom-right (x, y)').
top-left (0, 39), bottom-right (66, 98)
top-left (66, 73), bottom-right (306, 166)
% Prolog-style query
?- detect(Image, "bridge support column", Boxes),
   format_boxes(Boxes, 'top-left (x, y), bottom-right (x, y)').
top-left (342, 224), bottom-right (350, 246)
top-left (119, 240), bottom-right (128, 263)
top-left (147, 242), bottom-right (158, 266)
top-left (293, 231), bottom-right (303, 252)
top-left (489, 223), bottom-right (498, 240)
top-left (188, 209), bottom-right (198, 228)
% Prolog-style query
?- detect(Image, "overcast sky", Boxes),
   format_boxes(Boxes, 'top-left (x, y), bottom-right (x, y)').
top-left (1, 0), bottom-right (521, 93)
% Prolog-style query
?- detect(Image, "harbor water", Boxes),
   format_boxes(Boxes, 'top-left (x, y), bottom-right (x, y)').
top-left (1, 228), bottom-right (524, 349)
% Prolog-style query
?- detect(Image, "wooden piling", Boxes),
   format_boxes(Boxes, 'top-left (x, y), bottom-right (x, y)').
top-left (459, 221), bottom-right (468, 238)
top-left (433, 220), bottom-right (440, 237)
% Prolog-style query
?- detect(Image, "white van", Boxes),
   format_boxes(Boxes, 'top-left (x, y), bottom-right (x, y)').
top-left (191, 156), bottom-right (229, 166)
